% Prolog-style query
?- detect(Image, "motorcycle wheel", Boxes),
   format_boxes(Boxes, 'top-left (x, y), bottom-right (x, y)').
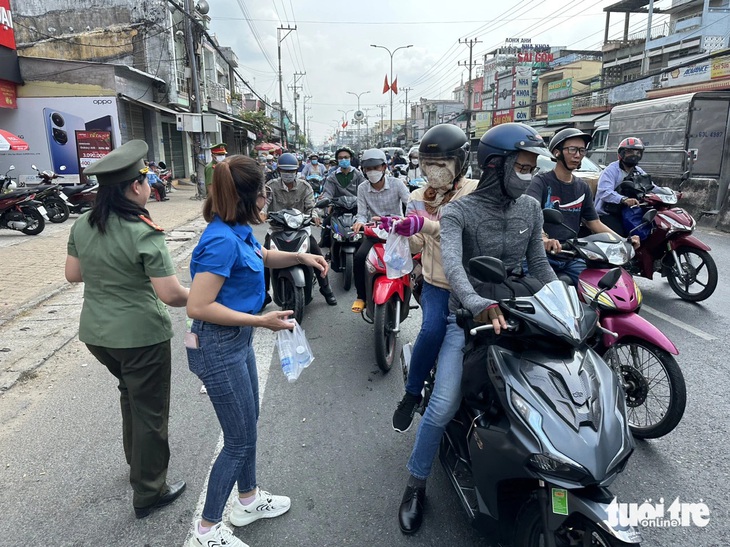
top-left (666, 247), bottom-right (717, 302)
top-left (343, 253), bottom-right (353, 291)
top-left (514, 501), bottom-right (639, 547)
top-left (374, 298), bottom-right (397, 373)
top-left (20, 206), bottom-right (45, 235)
top-left (601, 338), bottom-right (686, 439)
top-left (280, 277), bottom-right (305, 325)
top-left (45, 196), bottom-right (70, 223)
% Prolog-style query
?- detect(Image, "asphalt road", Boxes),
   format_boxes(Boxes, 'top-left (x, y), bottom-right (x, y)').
top-left (1, 224), bottom-right (729, 547)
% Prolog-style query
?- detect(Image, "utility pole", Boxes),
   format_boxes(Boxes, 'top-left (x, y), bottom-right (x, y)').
top-left (183, 0), bottom-right (204, 186)
top-left (303, 95), bottom-right (312, 148)
top-left (277, 25), bottom-right (296, 148)
top-left (376, 104), bottom-right (386, 147)
top-left (399, 87), bottom-right (413, 144)
top-left (458, 37), bottom-right (482, 141)
top-left (289, 71), bottom-right (305, 148)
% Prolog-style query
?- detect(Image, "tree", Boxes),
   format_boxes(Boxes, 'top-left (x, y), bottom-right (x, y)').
top-left (240, 110), bottom-right (276, 142)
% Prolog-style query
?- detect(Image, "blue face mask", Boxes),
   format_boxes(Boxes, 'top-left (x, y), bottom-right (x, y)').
top-left (339, 159), bottom-right (351, 169)
top-left (311, 160), bottom-right (318, 165)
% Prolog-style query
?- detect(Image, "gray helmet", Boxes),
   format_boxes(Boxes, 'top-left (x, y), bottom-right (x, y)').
top-left (360, 148), bottom-right (387, 169)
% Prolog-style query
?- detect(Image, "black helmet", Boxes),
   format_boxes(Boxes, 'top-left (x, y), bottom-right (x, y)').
top-left (277, 152), bottom-right (299, 171)
top-left (418, 124), bottom-right (470, 176)
top-left (548, 128), bottom-right (592, 153)
top-left (477, 123), bottom-right (551, 168)
top-left (335, 146), bottom-right (355, 160)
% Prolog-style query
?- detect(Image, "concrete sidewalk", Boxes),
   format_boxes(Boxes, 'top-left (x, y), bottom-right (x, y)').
top-left (0, 185), bottom-right (206, 392)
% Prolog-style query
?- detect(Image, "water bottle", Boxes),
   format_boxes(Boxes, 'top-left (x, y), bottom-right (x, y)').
top-left (279, 339), bottom-right (298, 382)
top-left (296, 345), bottom-right (310, 368)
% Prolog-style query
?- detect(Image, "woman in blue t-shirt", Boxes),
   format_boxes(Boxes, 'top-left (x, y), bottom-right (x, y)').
top-left (185, 155), bottom-right (327, 547)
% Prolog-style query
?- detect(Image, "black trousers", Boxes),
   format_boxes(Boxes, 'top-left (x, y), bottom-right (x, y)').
top-left (264, 233), bottom-right (329, 291)
top-left (353, 237), bottom-right (377, 300)
top-left (151, 182), bottom-right (166, 199)
top-left (86, 340), bottom-right (172, 508)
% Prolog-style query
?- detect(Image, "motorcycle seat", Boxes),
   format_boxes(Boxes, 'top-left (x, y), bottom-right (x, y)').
top-left (61, 184), bottom-right (92, 195)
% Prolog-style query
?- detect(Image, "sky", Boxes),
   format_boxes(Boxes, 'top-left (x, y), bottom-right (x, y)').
top-left (207, 0), bottom-right (658, 145)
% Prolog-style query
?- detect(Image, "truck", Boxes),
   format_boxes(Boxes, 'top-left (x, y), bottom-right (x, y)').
top-left (586, 91), bottom-right (730, 212)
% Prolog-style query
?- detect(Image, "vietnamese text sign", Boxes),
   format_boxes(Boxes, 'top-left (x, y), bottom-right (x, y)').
top-left (547, 78), bottom-right (572, 122)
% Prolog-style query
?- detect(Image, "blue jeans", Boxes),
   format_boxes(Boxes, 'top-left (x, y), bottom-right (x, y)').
top-left (405, 281), bottom-right (450, 396)
top-left (407, 314), bottom-right (465, 480)
top-left (524, 256), bottom-right (586, 286)
top-left (186, 321), bottom-right (259, 524)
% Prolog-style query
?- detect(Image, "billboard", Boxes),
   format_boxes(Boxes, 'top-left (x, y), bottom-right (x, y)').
top-left (547, 78), bottom-right (573, 123)
top-left (0, 97), bottom-right (121, 184)
top-left (514, 66), bottom-right (531, 122)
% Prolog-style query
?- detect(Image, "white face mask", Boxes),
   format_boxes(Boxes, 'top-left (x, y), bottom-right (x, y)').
top-left (366, 170), bottom-right (384, 184)
top-left (214, 155), bottom-right (226, 162)
top-left (280, 172), bottom-right (297, 183)
top-left (423, 161), bottom-right (456, 190)
top-left (514, 171), bottom-right (533, 181)
top-left (410, 158), bottom-right (419, 166)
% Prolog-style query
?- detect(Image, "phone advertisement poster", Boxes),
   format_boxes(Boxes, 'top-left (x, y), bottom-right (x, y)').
top-left (0, 97), bottom-right (120, 184)
top-left (76, 130), bottom-right (113, 181)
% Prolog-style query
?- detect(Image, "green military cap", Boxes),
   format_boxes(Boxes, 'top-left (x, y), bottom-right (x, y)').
top-left (84, 140), bottom-right (149, 186)
top-left (209, 143), bottom-right (227, 155)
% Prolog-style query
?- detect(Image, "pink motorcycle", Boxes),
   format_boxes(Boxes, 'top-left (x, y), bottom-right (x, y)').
top-left (544, 209), bottom-right (686, 439)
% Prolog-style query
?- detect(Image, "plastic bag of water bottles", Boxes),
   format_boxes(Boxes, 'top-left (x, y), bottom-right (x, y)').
top-left (277, 320), bottom-right (314, 382)
top-left (384, 230), bottom-right (413, 279)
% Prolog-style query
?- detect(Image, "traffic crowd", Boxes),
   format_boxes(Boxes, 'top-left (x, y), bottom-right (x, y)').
top-left (63, 122), bottom-right (651, 546)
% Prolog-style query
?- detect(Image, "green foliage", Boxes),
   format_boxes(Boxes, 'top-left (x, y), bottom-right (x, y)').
top-left (239, 110), bottom-right (275, 141)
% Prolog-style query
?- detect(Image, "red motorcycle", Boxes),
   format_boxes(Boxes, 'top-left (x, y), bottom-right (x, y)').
top-left (621, 180), bottom-right (717, 302)
top-left (360, 225), bottom-right (415, 372)
top-left (0, 190), bottom-right (46, 235)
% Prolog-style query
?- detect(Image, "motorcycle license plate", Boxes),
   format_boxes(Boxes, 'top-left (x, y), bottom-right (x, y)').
top-left (59, 193), bottom-right (70, 202)
top-left (37, 206), bottom-right (48, 219)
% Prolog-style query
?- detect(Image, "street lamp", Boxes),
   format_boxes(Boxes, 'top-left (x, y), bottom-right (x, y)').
top-left (370, 43), bottom-right (412, 146)
top-left (338, 109), bottom-right (353, 148)
top-left (347, 90), bottom-right (371, 151)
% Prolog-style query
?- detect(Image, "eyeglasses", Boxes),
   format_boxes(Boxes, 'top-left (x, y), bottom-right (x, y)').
top-left (562, 146), bottom-right (587, 156)
top-left (514, 161), bottom-right (539, 175)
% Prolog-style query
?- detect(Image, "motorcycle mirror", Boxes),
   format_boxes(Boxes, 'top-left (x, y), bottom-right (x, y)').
top-left (8, 165), bottom-right (14, 172)
top-left (31, 165), bottom-right (37, 171)
top-left (542, 208), bottom-right (563, 225)
top-left (598, 267), bottom-right (622, 291)
top-left (468, 256), bottom-right (507, 285)
top-left (315, 198), bottom-right (330, 208)
top-left (642, 209), bottom-right (657, 224)
top-left (158, 161), bottom-right (167, 170)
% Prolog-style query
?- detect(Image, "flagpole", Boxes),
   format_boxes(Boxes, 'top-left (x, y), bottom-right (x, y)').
top-left (371, 43), bottom-right (412, 146)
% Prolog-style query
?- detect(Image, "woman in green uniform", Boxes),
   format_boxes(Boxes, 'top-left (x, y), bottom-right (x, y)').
top-left (64, 140), bottom-right (190, 519)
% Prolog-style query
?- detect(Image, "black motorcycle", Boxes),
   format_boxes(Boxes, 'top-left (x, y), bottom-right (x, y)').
top-left (315, 195), bottom-right (361, 291)
top-left (30, 165), bottom-right (71, 223)
top-left (402, 257), bottom-right (641, 547)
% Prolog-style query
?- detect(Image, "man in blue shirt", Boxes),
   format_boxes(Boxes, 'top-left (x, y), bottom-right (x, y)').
top-left (146, 161), bottom-right (168, 201)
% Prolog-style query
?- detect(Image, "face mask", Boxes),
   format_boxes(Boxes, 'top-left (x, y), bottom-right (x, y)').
top-left (339, 159), bottom-right (351, 169)
top-left (366, 170), bottom-right (383, 184)
top-left (505, 169), bottom-right (532, 199)
top-left (214, 155), bottom-right (226, 162)
top-left (423, 162), bottom-right (456, 190)
top-left (410, 159), bottom-right (419, 166)
top-left (280, 172), bottom-right (297, 183)
top-left (622, 155), bottom-right (641, 167)
top-left (311, 160), bottom-right (318, 165)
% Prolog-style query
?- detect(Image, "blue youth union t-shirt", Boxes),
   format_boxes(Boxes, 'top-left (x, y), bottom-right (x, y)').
top-left (190, 216), bottom-right (265, 314)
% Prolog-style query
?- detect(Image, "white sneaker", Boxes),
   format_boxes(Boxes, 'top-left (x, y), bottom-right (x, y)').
top-left (187, 520), bottom-right (249, 547)
top-left (229, 487), bottom-right (291, 527)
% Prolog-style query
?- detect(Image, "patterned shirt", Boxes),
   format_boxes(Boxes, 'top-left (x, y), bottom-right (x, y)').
top-left (356, 176), bottom-right (410, 223)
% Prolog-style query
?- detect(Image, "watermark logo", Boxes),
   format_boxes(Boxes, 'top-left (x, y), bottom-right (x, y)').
top-left (608, 498), bottom-right (710, 528)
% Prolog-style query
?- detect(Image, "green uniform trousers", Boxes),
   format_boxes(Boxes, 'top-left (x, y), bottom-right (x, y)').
top-left (86, 340), bottom-right (172, 508)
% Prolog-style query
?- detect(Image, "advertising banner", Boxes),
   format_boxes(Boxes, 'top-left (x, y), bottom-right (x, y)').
top-left (514, 66), bottom-right (532, 123)
top-left (547, 78), bottom-right (572, 123)
top-left (711, 53), bottom-right (730, 80)
top-left (0, 79), bottom-right (15, 109)
top-left (663, 60), bottom-right (711, 87)
top-left (493, 109), bottom-right (514, 126)
top-left (474, 111), bottom-right (492, 135)
top-left (76, 130), bottom-right (113, 175)
top-left (0, 0), bottom-right (15, 50)
top-left (0, 97), bottom-right (121, 184)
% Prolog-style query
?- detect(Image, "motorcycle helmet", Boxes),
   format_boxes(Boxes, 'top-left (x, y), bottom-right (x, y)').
top-left (477, 122), bottom-right (551, 169)
top-left (408, 147), bottom-right (418, 160)
top-left (418, 124), bottom-right (470, 176)
top-left (618, 137), bottom-right (645, 164)
top-left (548, 128), bottom-right (592, 154)
top-left (335, 145), bottom-right (355, 160)
top-left (360, 148), bottom-right (387, 169)
top-left (277, 152), bottom-right (299, 171)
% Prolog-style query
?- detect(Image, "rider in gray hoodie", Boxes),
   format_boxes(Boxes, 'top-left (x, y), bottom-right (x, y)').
top-left (398, 123), bottom-right (557, 536)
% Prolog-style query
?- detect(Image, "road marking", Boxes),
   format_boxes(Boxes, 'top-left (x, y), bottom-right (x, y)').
top-left (184, 327), bottom-right (278, 544)
top-left (642, 305), bottom-right (717, 341)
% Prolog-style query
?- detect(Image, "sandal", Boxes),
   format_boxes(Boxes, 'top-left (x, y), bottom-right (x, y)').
top-left (351, 299), bottom-right (365, 313)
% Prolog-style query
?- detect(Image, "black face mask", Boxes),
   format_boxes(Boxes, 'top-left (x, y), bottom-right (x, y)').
top-left (622, 154), bottom-right (641, 167)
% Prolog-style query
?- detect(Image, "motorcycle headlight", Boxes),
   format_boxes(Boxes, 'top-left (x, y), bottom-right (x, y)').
top-left (350, 232), bottom-right (362, 242)
top-left (582, 248), bottom-right (604, 261)
top-left (658, 212), bottom-right (692, 234)
top-left (283, 212), bottom-right (303, 229)
top-left (511, 391), bottom-right (589, 481)
top-left (594, 242), bottom-right (631, 266)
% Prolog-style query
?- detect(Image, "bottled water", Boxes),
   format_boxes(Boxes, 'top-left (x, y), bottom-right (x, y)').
top-left (279, 339), bottom-right (298, 382)
top-left (296, 345), bottom-right (310, 367)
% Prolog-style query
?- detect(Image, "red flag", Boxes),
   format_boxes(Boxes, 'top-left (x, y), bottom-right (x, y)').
top-left (342, 121), bottom-right (348, 129)
top-left (383, 75), bottom-right (390, 94)
top-left (391, 77), bottom-right (398, 95)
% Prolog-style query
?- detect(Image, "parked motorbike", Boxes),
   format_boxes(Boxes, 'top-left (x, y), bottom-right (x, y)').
top-left (28, 165), bottom-right (71, 223)
top-left (360, 224), bottom-right (414, 372)
top-left (157, 161), bottom-right (173, 193)
top-left (403, 257), bottom-right (640, 546)
top-left (544, 208), bottom-right (686, 439)
top-left (59, 179), bottom-right (98, 215)
top-left (0, 165), bottom-right (16, 191)
top-left (315, 196), bottom-right (362, 291)
top-left (0, 190), bottom-right (47, 235)
top-left (617, 177), bottom-right (717, 302)
top-left (267, 208), bottom-right (314, 325)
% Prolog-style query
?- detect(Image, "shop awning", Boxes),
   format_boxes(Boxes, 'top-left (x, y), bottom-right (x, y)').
top-left (118, 94), bottom-right (179, 116)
